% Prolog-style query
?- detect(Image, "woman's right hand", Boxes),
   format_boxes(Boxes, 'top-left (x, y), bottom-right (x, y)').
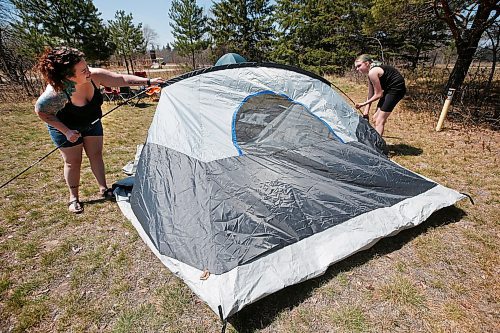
top-left (65, 129), bottom-right (81, 142)
top-left (149, 77), bottom-right (166, 86)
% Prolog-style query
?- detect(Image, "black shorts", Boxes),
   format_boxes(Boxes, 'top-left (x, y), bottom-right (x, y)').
top-left (47, 120), bottom-right (103, 148)
top-left (377, 92), bottom-right (405, 113)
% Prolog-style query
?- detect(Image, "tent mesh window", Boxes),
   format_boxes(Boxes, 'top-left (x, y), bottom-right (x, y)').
top-left (233, 92), bottom-right (340, 155)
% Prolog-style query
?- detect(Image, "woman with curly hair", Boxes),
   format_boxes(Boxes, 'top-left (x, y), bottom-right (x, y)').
top-left (35, 46), bottom-right (165, 213)
top-left (354, 54), bottom-right (406, 136)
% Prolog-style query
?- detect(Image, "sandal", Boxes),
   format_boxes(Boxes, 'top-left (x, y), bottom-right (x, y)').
top-left (68, 199), bottom-right (84, 214)
top-left (101, 188), bottom-right (115, 201)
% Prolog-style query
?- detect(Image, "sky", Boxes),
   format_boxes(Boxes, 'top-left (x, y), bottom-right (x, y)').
top-left (92, 0), bottom-right (214, 48)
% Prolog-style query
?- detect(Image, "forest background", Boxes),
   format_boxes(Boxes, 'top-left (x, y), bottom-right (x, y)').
top-left (0, 0), bottom-right (498, 127)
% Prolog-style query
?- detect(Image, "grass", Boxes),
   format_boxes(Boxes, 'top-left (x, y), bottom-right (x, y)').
top-left (0, 76), bottom-right (498, 332)
top-left (331, 306), bottom-right (367, 332)
top-left (379, 276), bottom-right (426, 307)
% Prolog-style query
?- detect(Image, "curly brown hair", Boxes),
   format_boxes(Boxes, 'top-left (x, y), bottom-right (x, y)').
top-left (37, 46), bottom-right (85, 92)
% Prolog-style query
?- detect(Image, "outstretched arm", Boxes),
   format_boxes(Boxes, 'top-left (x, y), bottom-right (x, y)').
top-left (90, 68), bottom-right (165, 88)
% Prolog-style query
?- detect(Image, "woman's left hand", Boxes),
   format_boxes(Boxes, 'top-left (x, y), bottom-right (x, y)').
top-left (355, 102), bottom-right (364, 109)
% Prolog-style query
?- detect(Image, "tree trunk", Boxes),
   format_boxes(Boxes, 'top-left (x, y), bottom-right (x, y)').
top-left (191, 50), bottom-right (195, 70)
top-left (0, 28), bottom-right (5, 84)
top-left (129, 56), bottom-right (135, 73)
top-left (123, 56), bottom-right (130, 74)
top-left (485, 29), bottom-right (498, 100)
top-left (439, 0), bottom-right (499, 93)
top-left (445, 41), bottom-right (479, 92)
top-left (411, 43), bottom-right (422, 70)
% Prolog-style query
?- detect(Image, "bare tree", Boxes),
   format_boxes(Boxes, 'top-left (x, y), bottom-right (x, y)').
top-left (142, 24), bottom-right (159, 50)
top-left (484, 22), bottom-right (499, 96)
top-left (0, 0), bottom-right (43, 97)
top-left (434, 0), bottom-right (499, 91)
top-left (483, 21), bottom-right (499, 118)
top-left (0, 26), bottom-right (43, 98)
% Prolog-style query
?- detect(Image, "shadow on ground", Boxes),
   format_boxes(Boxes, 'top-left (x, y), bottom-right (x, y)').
top-left (387, 143), bottom-right (423, 156)
top-left (133, 101), bottom-right (155, 108)
top-left (82, 198), bottom-right (115, 205)
top-left (228, 205), bottom-right (465, 332)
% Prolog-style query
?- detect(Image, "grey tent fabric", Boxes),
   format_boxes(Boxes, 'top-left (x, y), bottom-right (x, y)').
top-left (131, 91), bottom-right (436, 274)
top-left (115, 63), bottom-right (464, 319)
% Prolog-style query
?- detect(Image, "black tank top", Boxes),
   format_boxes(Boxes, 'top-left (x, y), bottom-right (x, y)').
top-left (377, 65), bottom-right (406, 95)
top-left (57, 80), bottom-right (103, 130)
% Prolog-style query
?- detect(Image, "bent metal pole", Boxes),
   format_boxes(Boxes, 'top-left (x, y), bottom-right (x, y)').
top-left (436, 88), bottom-right (456, 132)
top-left (0, 86), bottom-right (160, 190)
top-left (328, 82), bottom-right (365, 117)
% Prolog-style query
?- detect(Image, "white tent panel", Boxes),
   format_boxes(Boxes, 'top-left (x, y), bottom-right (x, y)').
top-left (147, 67), bottom-right (360, 162)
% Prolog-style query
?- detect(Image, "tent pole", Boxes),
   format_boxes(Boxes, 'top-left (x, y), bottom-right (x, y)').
top-left (0, 86), bottom-right (157, 190)
top-left (329, 82), bottom-right (356, 106)
top-left (328, 82), bottom-right (364, 116)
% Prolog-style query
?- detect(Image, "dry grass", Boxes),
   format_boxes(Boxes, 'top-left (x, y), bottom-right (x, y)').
top-left (0, 77), bottom-right (498, 332)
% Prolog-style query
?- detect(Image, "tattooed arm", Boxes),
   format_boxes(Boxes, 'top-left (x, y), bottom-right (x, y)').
top-left (90, 68), bottom-right (165, 87)
top-left (35, 86), bottom-right (81, 142)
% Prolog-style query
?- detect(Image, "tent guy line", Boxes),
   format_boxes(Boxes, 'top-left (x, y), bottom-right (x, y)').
top-left (0, 85), bottom-right (161, 191)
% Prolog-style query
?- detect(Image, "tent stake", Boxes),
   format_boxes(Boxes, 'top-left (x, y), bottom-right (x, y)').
top-left (436, 88), bottom-right (456, 131)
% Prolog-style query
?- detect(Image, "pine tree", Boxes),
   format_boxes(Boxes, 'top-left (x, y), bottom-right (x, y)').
top-left (9, 0), bottom-right (114, 62)
top-left (108, 10), bottom-right (145, 74)
top-left (273, 0), bottom-right (370, 74)
top-left (365, 0), bottom-right (450, 68)
top-left (210, 0), bottom-right (275, 62)
top-left (169, 0), bottom-right (208, 69)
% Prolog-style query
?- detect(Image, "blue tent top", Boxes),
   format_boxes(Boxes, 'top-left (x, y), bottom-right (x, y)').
top-left (215, 53), bottom-right (247, 66)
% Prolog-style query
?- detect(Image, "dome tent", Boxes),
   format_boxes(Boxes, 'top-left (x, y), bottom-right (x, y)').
top-left (214, 52), bottom-right (247, 66)
top-left (115, 62), bottom-right (464, 320)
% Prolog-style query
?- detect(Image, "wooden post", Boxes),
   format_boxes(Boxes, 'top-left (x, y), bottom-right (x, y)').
top-left (436, 88), bottom-right (456, 132)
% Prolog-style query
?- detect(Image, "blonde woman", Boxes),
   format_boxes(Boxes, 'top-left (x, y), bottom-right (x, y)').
top-left (354, 54), bottom-right (406, 136)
